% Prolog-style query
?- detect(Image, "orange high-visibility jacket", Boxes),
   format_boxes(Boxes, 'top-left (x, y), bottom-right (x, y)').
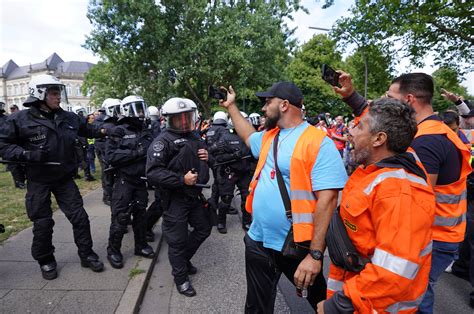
top-left (327, 163), bottom-right (435, 313)
top-left (415, 120), bottom-right (472, 243)
top-left (245, 126), bottom-right (327, 242)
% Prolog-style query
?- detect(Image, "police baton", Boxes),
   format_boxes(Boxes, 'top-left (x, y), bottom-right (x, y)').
top-left (0, 160), bottom-right (61, 166)
top-left (139, 176), bottom-right (210, 189)
top-left (213, 155), bottom-right (252, 167)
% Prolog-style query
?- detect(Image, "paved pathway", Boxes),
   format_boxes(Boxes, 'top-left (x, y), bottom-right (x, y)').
top-left (0, 188), bottom-right (159, 314)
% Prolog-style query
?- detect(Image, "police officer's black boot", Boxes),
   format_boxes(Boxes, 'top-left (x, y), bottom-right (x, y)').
top-left (80, 252), bottom-right (104, 272)
top-left (107, 225), bottom-right (125, 268)
top-left (176, 280), bottom-right (197, 297)
top-left (39, 258), bottom-right (58, 280)
top-left (133, 215), bottom-right (155, 258)
top-left (217, 206), bottom-right (227, 234)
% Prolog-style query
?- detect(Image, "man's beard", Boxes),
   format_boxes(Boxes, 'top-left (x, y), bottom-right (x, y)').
top-left (264, 111), bottom-right (280, 130)
top-left (352, 146), bottom-right (370, 166)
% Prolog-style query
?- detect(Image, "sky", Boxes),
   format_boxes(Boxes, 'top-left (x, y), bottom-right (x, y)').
top-left (1, 0), bottom-right (472, 94)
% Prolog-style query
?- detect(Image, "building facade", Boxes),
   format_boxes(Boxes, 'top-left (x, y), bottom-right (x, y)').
top-left (0, 53), bottom-right (95, 113)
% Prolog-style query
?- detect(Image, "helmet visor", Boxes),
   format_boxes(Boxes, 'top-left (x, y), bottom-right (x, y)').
top-left (124, 101), bottom-right (148, 118)
top-left (166, 111), bottom-right (196, 133)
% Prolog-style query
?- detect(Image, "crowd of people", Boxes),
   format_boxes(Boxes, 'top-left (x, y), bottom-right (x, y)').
top-left (0, 69), bottom-right (473, 313)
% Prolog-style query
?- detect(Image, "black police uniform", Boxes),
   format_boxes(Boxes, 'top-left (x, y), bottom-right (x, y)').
top-left (209, 128), bottom-right (252, 232)
top-left (0, 105), bottom-right (104, 273)
top-left (94, 114), bottom-right (117, 205)
top-left (144, 119), bottom-right (163, 241)
top-left (146, 129), bottom-right (212, 290)
top-left (205, 122), bottom-right (227, 210)
top-left (1, 110), bottom-right (26, 188)
top-left (105, 118), bottom-right (155, 267)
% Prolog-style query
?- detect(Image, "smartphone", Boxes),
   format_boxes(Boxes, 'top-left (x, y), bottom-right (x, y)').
top-left (208, 85), bottom-right (227, 101)
top-left (322, 64), bottom-right (340, 87)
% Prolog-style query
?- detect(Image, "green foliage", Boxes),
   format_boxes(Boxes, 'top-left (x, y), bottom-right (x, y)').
top-left (286, 34), bottom-right (350, 117)
top-left (432, 67), bottom-right (471, 112)
top-left (129, 267), bottom-right (146, 278)
top-left (84, 0), bottom-right (306, 117)
top-left (343, 44), bottom-right (394, 100)
top-left (332, 0), bottom-right (474, 73)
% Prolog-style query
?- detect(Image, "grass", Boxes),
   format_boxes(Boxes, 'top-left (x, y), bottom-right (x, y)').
top-left (0, 163), bottom-right (102, 243)
top-left (129, 267), bottom-right (146, 278)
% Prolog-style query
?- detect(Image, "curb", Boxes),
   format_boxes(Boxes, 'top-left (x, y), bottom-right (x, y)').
top-left (115, 223), bottom-right (164, 314)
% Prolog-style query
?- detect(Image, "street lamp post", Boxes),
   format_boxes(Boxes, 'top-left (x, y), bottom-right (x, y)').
top-left (309, 26), bottom-right (368, 99)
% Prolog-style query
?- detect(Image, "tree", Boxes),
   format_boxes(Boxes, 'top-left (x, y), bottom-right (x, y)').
top-left (83, 0), bottom-right (306, 116)
top-left (343, 44), bottom-right (394, 100)
top-left (331, 0), bottom-right (473, 73)
top-left (286, 34), bottom-right (350, 117)
top-left (432, 67), bottom-right (471, 112)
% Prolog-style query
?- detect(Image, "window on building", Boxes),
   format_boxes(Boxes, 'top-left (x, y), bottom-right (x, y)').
top-left (76, 85), bottom-right (82, 97)
top-left (67, 105), bottom-right (72, 112)
top-left (7, 85), bottom-right (12, 95)
top-left (20, 83), bottom-right (25, 94)
top-left (14, 85), bottom-right (18, 95)
top-left (66, 84), bottom-right (72, 96)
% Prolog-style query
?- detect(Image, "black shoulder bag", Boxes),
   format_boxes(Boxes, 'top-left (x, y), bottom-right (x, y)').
top-left (325, 206), bottom-right (369, 272)
top-left (274, 132), bottom-right (310, 260)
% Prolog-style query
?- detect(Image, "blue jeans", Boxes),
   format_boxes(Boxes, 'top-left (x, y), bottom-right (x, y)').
top-left (418, 240), bottom-right (460, 313)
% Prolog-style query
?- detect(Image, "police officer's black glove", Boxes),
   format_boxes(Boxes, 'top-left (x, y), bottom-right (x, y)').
top-left (22, 150), bottom-right (49, 162)
top-left (136, 144), bottom-right (146, 156)
top-left (109, 127), bottom-right (126, 138)
top-left (231, 151), bottom-right (242, 160)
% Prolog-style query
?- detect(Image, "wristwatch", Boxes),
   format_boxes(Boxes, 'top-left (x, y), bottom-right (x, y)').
top-left (309, 249), bottom-right (324, 261)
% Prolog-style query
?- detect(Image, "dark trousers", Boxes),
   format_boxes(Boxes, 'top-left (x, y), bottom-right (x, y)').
top-left (25, 178), bottom-right (94, 265)
top-left (216, 167), bottom-right (252, 225)
top-left (244, 234), bottom-right (326, 313)
top-left (452, 198), bottom-right (474, 303)
top-left (108, 178), bottom-right (148, 255)
top-left (96, 148), bottom-right (114, 202)
top-left (162, 196), bottom-right (211, 285)
top-left (145, 189), bottom-right (164, 232)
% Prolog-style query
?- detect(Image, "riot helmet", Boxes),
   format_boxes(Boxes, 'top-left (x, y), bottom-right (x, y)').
top-left (24, 74), bottom-right (67, 107)
top-left (228, 111), bottom-right (248, 128)
top-left (121, 95), bottom-right (149, 119)
top-left (148, 105), bottom-right (160, 121)
top-left (101, 98), bottom-right (122, 117)
top-left (71, 105), bottom-right (87, 117)
top-left (212, 111), bottom-right (227, 125)
top-left (161, 97), bottom-right (197, 133)
top-left (249, 113), bottom-right (261, 127)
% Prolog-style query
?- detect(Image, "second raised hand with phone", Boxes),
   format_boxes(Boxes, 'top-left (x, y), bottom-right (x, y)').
top-left (322, 64), bottom-right (340, 87)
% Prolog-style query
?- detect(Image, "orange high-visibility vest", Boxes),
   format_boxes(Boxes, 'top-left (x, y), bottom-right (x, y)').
top-left (327, 163), bottom-right (435, 313)
top-left (245, 125), bottom-right (327, 242)
top-left (415, 120), bottom-right (471, 243)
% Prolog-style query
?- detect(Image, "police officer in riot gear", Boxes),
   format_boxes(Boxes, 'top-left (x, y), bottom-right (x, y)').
top-left (146, 97), bottom-right (211, 297)
top-left (0, 74), bottom-right (105, 279)
top-left (206, 111), bottom-right (228, 212)
top-left (143, 105), bottom-right (163, 242)
top-left (209, 113), bottom-right (252, 233)
top-left (105, 95), bottom-right (155, 269)
top-left (95, 99), bottom-right (121, 205)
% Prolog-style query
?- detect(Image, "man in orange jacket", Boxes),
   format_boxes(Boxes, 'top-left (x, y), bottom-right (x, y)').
top-left (334, 72), bottom-right (471, 312)
top-left (318, 98), bottom-right (435, 313)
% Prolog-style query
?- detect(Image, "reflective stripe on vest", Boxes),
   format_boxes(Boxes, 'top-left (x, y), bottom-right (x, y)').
top-left (363, 169), bottom-right (428, 195)
top-left (435, 190), bottom-right (467, 204)
top-left (327, 278), bottom-right (344, 292)
top-left (290, 190), bottom-right (317, 201)
top-left (371, 248), bottom-right (419, 280)
top-left (420, 241), bottom-right (432, 257)
top-left (385, 292), bottom-right (425, 313)
top-left (434, 212), bottom-right (466, 227)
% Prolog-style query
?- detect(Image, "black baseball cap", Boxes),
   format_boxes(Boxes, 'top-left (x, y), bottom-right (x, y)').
top-left (256, 82), bottom-right (304, 108)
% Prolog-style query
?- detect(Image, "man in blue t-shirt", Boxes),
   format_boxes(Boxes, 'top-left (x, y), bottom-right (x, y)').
top-left (219, 82), bottom-right (347, 312)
